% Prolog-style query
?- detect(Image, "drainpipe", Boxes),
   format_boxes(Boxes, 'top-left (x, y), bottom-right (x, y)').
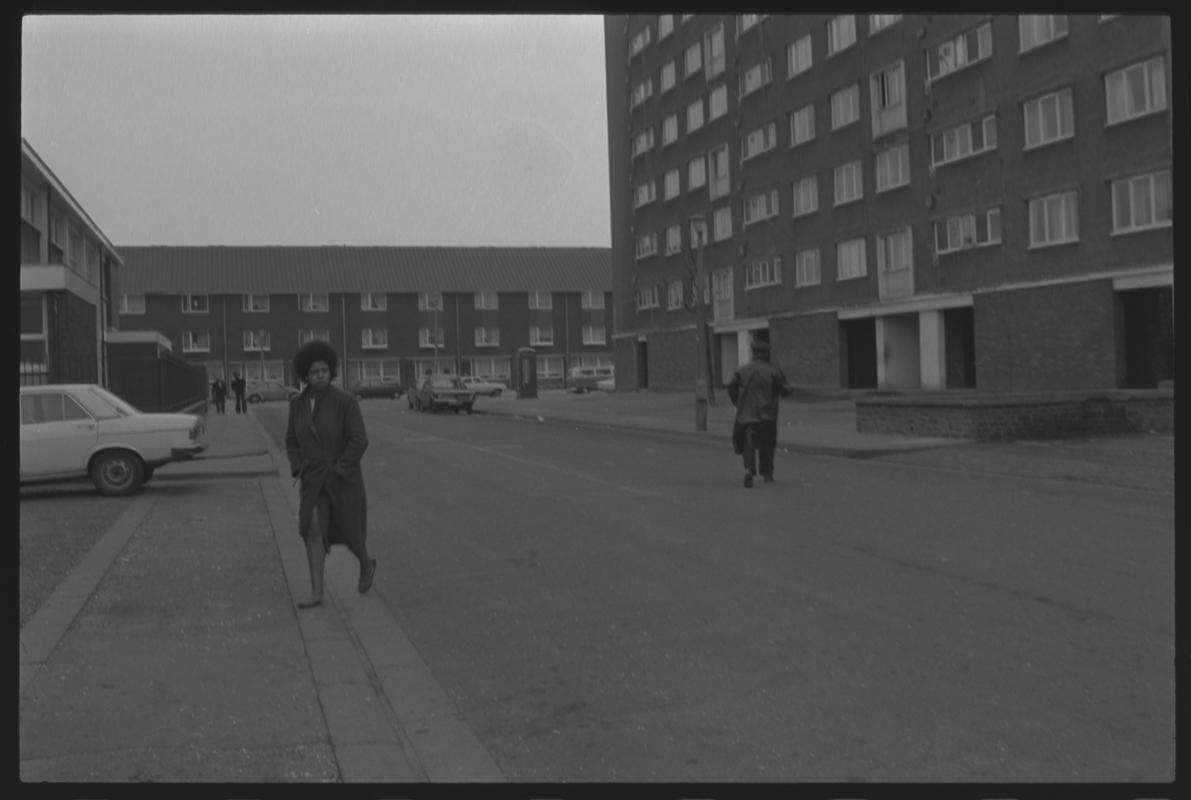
top-left (222, 295), bottom-right (229, 381)
top-left (455, 294), bottom-right (462, 376)
top-left (341, 294), bottom-right (349, 387)
top-left (563, 295), bottom-right (570, 389)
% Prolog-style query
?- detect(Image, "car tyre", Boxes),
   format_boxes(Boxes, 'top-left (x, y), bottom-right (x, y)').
top-left (248, 394), bottom-right (262, 404)
top-left (90, 450), bottom-right (145, 496)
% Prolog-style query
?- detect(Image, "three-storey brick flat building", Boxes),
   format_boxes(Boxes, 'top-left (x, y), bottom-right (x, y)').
top-left (115, 246), bottom-right (613, 390)
top-left (605, 14), bottom-right (1172, 392)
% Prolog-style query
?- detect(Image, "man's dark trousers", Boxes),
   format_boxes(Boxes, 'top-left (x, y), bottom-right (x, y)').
top-left (739, 419), bottom-right (778, 477)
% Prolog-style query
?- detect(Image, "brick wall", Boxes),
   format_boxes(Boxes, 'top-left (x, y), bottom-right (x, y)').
top-left (771, 312), bottom-right (840, 387)
top-left (975, 280), bottom-right (1118, 392)
top-left (645, 327), bottom-right (698, 390)
top-left (613, 337), bottom-right (637, 391)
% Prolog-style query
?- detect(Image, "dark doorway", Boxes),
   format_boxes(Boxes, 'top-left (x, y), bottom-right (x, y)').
top-left (944, 307), bottom-right (977, 389)
top-left (1119, 287), bottom-right (1174, 388)
top-left (636, 340), bottom-right (648, 389)
top-left (840, 318), bottom-right (877, 389)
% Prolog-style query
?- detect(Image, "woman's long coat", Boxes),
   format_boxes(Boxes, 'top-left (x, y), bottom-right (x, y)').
top-left (285, 385), bottom-right (369, 552)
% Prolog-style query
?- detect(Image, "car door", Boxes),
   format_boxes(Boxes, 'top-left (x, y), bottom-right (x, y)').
top-left (20, 390), bottom-right (99, 478)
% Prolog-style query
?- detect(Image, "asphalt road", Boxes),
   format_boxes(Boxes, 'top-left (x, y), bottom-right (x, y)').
top-left (254, 401), bottom-right (1175, 783)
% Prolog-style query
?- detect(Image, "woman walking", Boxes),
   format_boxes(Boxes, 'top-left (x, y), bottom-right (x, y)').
top-left (285, 340), bottom-right (376, 609)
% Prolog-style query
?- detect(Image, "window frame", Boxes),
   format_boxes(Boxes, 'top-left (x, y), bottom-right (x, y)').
top-left (474, 326), bottom-right (501, 347)
top-left (792, 175), bottom-right (819, 218)
top-left (833, 160), bottom-right (864, 206)
top-left (789, 104), bottom-right (815, 148)
top-left (298, 293), bottom-right (330, 312)
top-left (242, 329), bottom-right (270, 352)
top-left (1023, 88), bottom-right (1075, 150)
top-left (474, 291), bottom-right (499, 310)
top-left (418, 291), bottom-right (443, 311)
top-left (120, 294), bottom-right (146, 314)
top-left (361, 328), bottom-right (388, 349)
top-left (1105, 56), bottom-right (1167, 126)
top-left (928, 22), bottom-right (994, 82)
top-left (1028, 190), bottom-right (1080, 248)
top-left (1019, 14), bottom-right (1069, 54)
top-left (182, 330), bottom-right (211, 353)
top-left (181, 294), bottom-right (209, 314)
top-left (830, 83), bottom-right (861, 130)
top-left (744, 257), bottom-right (782, 290)
top-left (794, 248), bottom-right (822, 287)
top-left (528, 291), bottom-right (554, 310)
top-left (827, 14), bottom-right (857, 57)
top-left (360, 292), bottom-right (387, 311)
top-left (931, 114), bottom-right (998, 167)
top-left (875, 143), bottom-right (911, 193)
top-left (1110, 170), bottom-right (1172, 235)
top-left (836, 237), bottom-right (868, 281)
top-left (243, 293), bottom-right (271, 313)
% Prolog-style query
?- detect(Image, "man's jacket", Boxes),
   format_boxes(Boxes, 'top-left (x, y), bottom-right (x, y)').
top-left (727, 359), bottom-right (793, 424)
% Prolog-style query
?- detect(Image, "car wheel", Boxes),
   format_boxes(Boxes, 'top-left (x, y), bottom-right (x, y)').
top-left (248, 394), bottom-right (263, 404)
top-left (90, 450), bottom-right (145, 496)
top-left (465, 405), bottom-right (474, 414)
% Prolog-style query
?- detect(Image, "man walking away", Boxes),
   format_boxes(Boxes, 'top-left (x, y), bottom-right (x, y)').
top-left (727, 341), bottom-right (794, 488)
top-left (231, 372), bottom-right (247, 414)
top-left (211, 377), bottom-right (228, 414)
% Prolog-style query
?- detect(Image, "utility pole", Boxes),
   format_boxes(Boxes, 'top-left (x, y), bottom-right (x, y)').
top-left (692, 215), bottom-right (709, 431)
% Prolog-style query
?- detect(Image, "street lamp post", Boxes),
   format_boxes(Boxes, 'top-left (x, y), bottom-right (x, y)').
top-left (691, 215), bottom-right (709, 432)
top-left (257, 329), bottom-right (266, 382)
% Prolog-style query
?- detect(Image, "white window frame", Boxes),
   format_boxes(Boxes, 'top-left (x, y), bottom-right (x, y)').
top-left (1111, 170), bottom-right (1172, 235)
top-left (789, 104), bottom-right (815, 148)
top-left (630, 78), bottom-right (654, 110)
top-left (474, 326), bottom-right (500, 347)
top-left (827, 15), bottom-right (857, 57)
top-left (738, 57), bottom-right (773, 100)
top-left (243, 330), bottom-right (271, 352)
top-left (689, 154), bottom-right (707, 191)
top-left (182, 331), bottom-right (210, 353)
top-left (737, 14), bottom-right (765, 38)
top-left (1019, 14), bottom-right (1068, 53)
top-left (709, 144), bottom-right (731, 200)
top-left (685, 42), bottom-right (702, 77)
top-left (869, 14), bottom-right (901, 34)
top-left (636, 286), bottom-right (660, 310)
top-left (361, 328), bottom-right (388, 349)
top-left (708, 83), bottom-right (728, 121)
top-left (712, 206), bottom-right (733, 242)
top-left (687, 98), bottom-right (705, 133)
top-left (704, 23), bottom-right (726, 79)
top-left (742, 189), bottom-right (780, 227)
top-left (928, 22), bottom-right (993, 82)
top-left (360, 292), bottom-right (387, 311)
top-left (635, 232), bottom-right (659, 260)
top-left (581, 291), bottom-right (605, 310)
top-left (934, 208), bottom-right (1003, 254)
top-left (665, 224), bottom-right (683, 256)
top-left (1105, 57), bottom-right (1167, 126)
top-left (744, 257), bottom-right (782, 290)
top-left (418, 327), bottom-right (444, 348)
top-left (664, 168), bottom-right (681, 201)
top-left (632, 127), bottom-right (656, 158)
top-left (418, 291), bottom-right (443, 311)
top-left (667, 280), bottom-right (685, 310)
top-left (660, 60), bottom-right (677, 94)
top-left (299, 328), bottom-right (331, 346)
top-left (1024, 88), bottom-right (1074, 149)
top-left (120, 295), bottom-right (146, 314)
top-left (794, 249), bottom-right (821, 287)
top-left (528, 291), bottom-right (553, 310)
top-left (242, 293), bottom-right (270, 313)
top-left (662, 115), bottom-right (678, 146)
top-left (876, 228), bottom-right (913, 274)
top-left (836, 238), bottom-right (868, 281)
top-left (1028, 190), bottom-right (1080, 248)
top-left (870, 60), bottom-right (906, 137)
top-left (792, 175), bottom-right (819, 218)
top-left (474, 291), bottom-right (499, 310)
top-left (787, 34), bottom-right (812, 79)
top-left (830, 84), bottom-right (860, 130)
top-left (834, 160), bottom-right (863, 206)
top-left (658, 14), bottom-right (674, 40)
top-left (634, 180), bottom-right (658, 209)
top-left (299, 293), bottom-right (330, 312)
top-left (629, 24), bottom-right (652, 59)
top-left (931, 114), bottom-right (998, 167)
top-left (182, 294), bottom-right (209, 314)
top-left (581, 325), bottom-right (607, 345)
top-left (875, 143), bottom-right (910, 193)
top-left (740, 121), bottom-right (777, 162)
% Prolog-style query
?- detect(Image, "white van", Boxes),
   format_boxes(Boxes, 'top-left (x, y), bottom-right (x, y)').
top-left (568, 366), bottom-right (614, 393)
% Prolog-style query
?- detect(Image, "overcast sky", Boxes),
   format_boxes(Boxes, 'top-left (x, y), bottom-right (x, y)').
top-left (21, 14), bottom-right (612, 248)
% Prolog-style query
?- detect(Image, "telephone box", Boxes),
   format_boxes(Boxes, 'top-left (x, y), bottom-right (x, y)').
top-left (516, 346), bottom-right (537, 399)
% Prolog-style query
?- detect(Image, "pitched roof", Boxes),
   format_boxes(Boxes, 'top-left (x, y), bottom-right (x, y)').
top-left (116, 246), bottom-right (612, 295)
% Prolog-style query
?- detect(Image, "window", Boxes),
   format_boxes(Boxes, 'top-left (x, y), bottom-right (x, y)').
top-left (658, 14), bottom-right (674, 39)
top-left (931, 114), bottom-right (998, 166)
top-left (474, 291), bottom-right (499, 310)
top-left (713, 206), bottom-right (733, 241)
top-left (299, 328), bottom-right (331, 345)
top-left (743, 189), bottom-right (780, 226)
top-left (745, 257), bottom-right (782, 289)
top-left (1024, 88), bottom-right (1074, 148)
top-left (690, 219), bottom-right (709, 250)
top-left (928, 22), bottom-right (993, 81)
top-left (827, 15), bottom-right (857, 56)
top-left (870, 60), bottom-right (906, 137)
top-left (243, 330), bottom-right (270, 352)
top-left (935, 208), bottom-right (1003, 253)
top-left (660, 61), bottom-right (677, 93)
top-left (712, 268), bottom-right (733, 319)
top-left (120, 295), bottom-right (146, 314)
top-left (360, 292), bottom-right (386, 311)
top-left (419, 327), bottom-right (444, 348)
top-left (49, 212), bottom-right (66, 247)
top-left (475, 327), bottom-right (500, 347)
top-left (704, 23), bottom-right (726, 78)
top-left (663, 169), bottom-right (681, 201)
top-left (687, 98), bottom-right (705, 133)
top-left (636, 286), bottom-right (660, 310)
top-left (792, 176), bottom-right (819, 217)
top-left (418, 292), bottom-right (443, 311)
top-left (581, 291), bottom-right (605, 310)
top-left (182, 294), bottom-right (209, 313)
top-left (737, 14), bottom-right (764, 37)
top-left (739, 58), bottom-right (773, 99)
top-left (741, 121), bottom-right (777, 161)
top-left (362, 328), bottom-right (388, 349)
top-left (869, 14), bottom-right (901, 33)
top-left (666, 224), bottom-right (683, 255)
top-left (787, 35), bottom-right (812, 78)
top-left (709, 144), bottom-right (731, 199)
top-left (243, 293), bottom-right (270, 312)
top-left (20, 184), bottom-right (37, 226)
top-left (662, 115), bottom-right (678, 146)
top-left (834, 160), bottom-right (863, 205)
top-left (629, 24), bottom-right (652, 58)
top-left (635, 232), bottom-right (659, 260)
top-left (1111, 170), bottom-right (1171, 234)
top-left (668, 280), bottom-right (685, 310)
top-left (1028, 190), bottom-right (1079, 247)
top-left (299, 293), bottom-right (330, 312)
top-left (630, 78), bottom-right (653, 109)
top-left (582, 325), bottom-right (607, 345)
top-left (21, 392), bottom-right (91, 425)
top-left (836, 238), bottom-right (868, 280)
top-left (1105, 57), bottom-right (1167, 125)
top-left (689, 154), bottom-right (707, 190)
top-left (1019, 15), bottom-right (1068, 52)
top-left (528, 291), bottom-right (553, 309)
top-left (876, 228), bottom-right (913, 273)
top-left (182, 331), bottom-right (210, 353)
top-left (830, 84), bottom-right (860, 129)
top-left (708, 84), bottom-right (728, 120)
top-left (789, 104), bottom-right (815, 147)
top-left (67, 224), bottom-right (83, 268)
top-left (634, 180), bottom-right (657, 208)
top-left (795, 249), bottom-right (821, 287)
top-left (685, 42), bottom-right (702, 77)
top-left (632, 127), bottom-right (656, 157)
top-left (875, 143), bottom-right (910, 192)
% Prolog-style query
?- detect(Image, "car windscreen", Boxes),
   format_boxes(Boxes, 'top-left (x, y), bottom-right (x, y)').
top-left (83, 385), bottom-right (141, 418)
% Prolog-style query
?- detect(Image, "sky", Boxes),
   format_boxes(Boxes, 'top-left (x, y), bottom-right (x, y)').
top-left (21, 14), bottom-right (612, 248)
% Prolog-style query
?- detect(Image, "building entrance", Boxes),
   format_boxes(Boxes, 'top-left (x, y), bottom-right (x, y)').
top-left (1119, 286), bottom-right (1174, 388)
top-left (840, 318), bottom-right (877, 389)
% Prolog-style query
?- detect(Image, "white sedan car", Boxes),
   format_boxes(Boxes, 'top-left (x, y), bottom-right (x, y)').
top-left (459, 376), bottom-right (507, 396)
top-left (20, 384), bottom-right (208, 495)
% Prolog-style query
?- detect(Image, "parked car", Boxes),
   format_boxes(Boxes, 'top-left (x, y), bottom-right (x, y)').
top-left (20, 384), bottom-right (208, 496)
top-left (411, 376), bottom-right (476, 414)
top-left (597, 376), bottom-right (616, 392)
top-left (246, 380), bottom-right (300, 403)
top-left (459, 376), bottom-right (506, 396)
top-left (568, 366), bottom-right (614, 393)
top-left (351, 378), bottom-right (404, 400)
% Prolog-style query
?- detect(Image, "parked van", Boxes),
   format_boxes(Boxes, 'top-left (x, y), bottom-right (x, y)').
top-left (568, 366), bottom-right (614, 393)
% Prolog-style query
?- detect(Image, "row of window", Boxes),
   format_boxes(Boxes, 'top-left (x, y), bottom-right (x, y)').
top-left (21, 187), bottom-right (106, 284)
top-left (179, 324), bottom-right (609, 354)
top-left (636, 169), bottom-right (1171, 275)
top-left (120, 290), bottom-right (608, 315)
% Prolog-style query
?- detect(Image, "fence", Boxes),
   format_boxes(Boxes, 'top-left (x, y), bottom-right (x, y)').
top-left (108, 343), bottom-right (209, 413)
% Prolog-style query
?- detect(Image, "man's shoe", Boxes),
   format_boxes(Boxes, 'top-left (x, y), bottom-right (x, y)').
top-left (358, 558), bottom-right (377, 594)
top-left (744, 472), bottom-right (754, 488)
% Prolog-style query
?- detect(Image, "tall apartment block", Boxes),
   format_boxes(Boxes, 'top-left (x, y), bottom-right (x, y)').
top-left (604, 14), bottom-right (1172, 393)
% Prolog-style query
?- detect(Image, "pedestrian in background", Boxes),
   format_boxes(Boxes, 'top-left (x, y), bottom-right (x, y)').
top-left (231, 372), bottom-right (247, 414)
top-left (727, 341), bottom-right (794, 488)
top-left (211, 377), bottom-right (228, 414)
top-left (285, 340), bottom-right (376, 609)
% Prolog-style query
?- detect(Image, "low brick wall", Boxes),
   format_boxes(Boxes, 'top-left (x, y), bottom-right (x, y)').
top-left (855, 390), bottom-right (1173, 441)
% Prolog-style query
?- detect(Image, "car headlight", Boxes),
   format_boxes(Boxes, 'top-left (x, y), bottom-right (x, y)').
top-left (190, 420), bottom-right (204, 440)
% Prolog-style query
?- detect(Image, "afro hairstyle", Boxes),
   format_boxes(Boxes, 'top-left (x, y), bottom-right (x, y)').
top-left (293, 340), bottom-right (340, 380)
